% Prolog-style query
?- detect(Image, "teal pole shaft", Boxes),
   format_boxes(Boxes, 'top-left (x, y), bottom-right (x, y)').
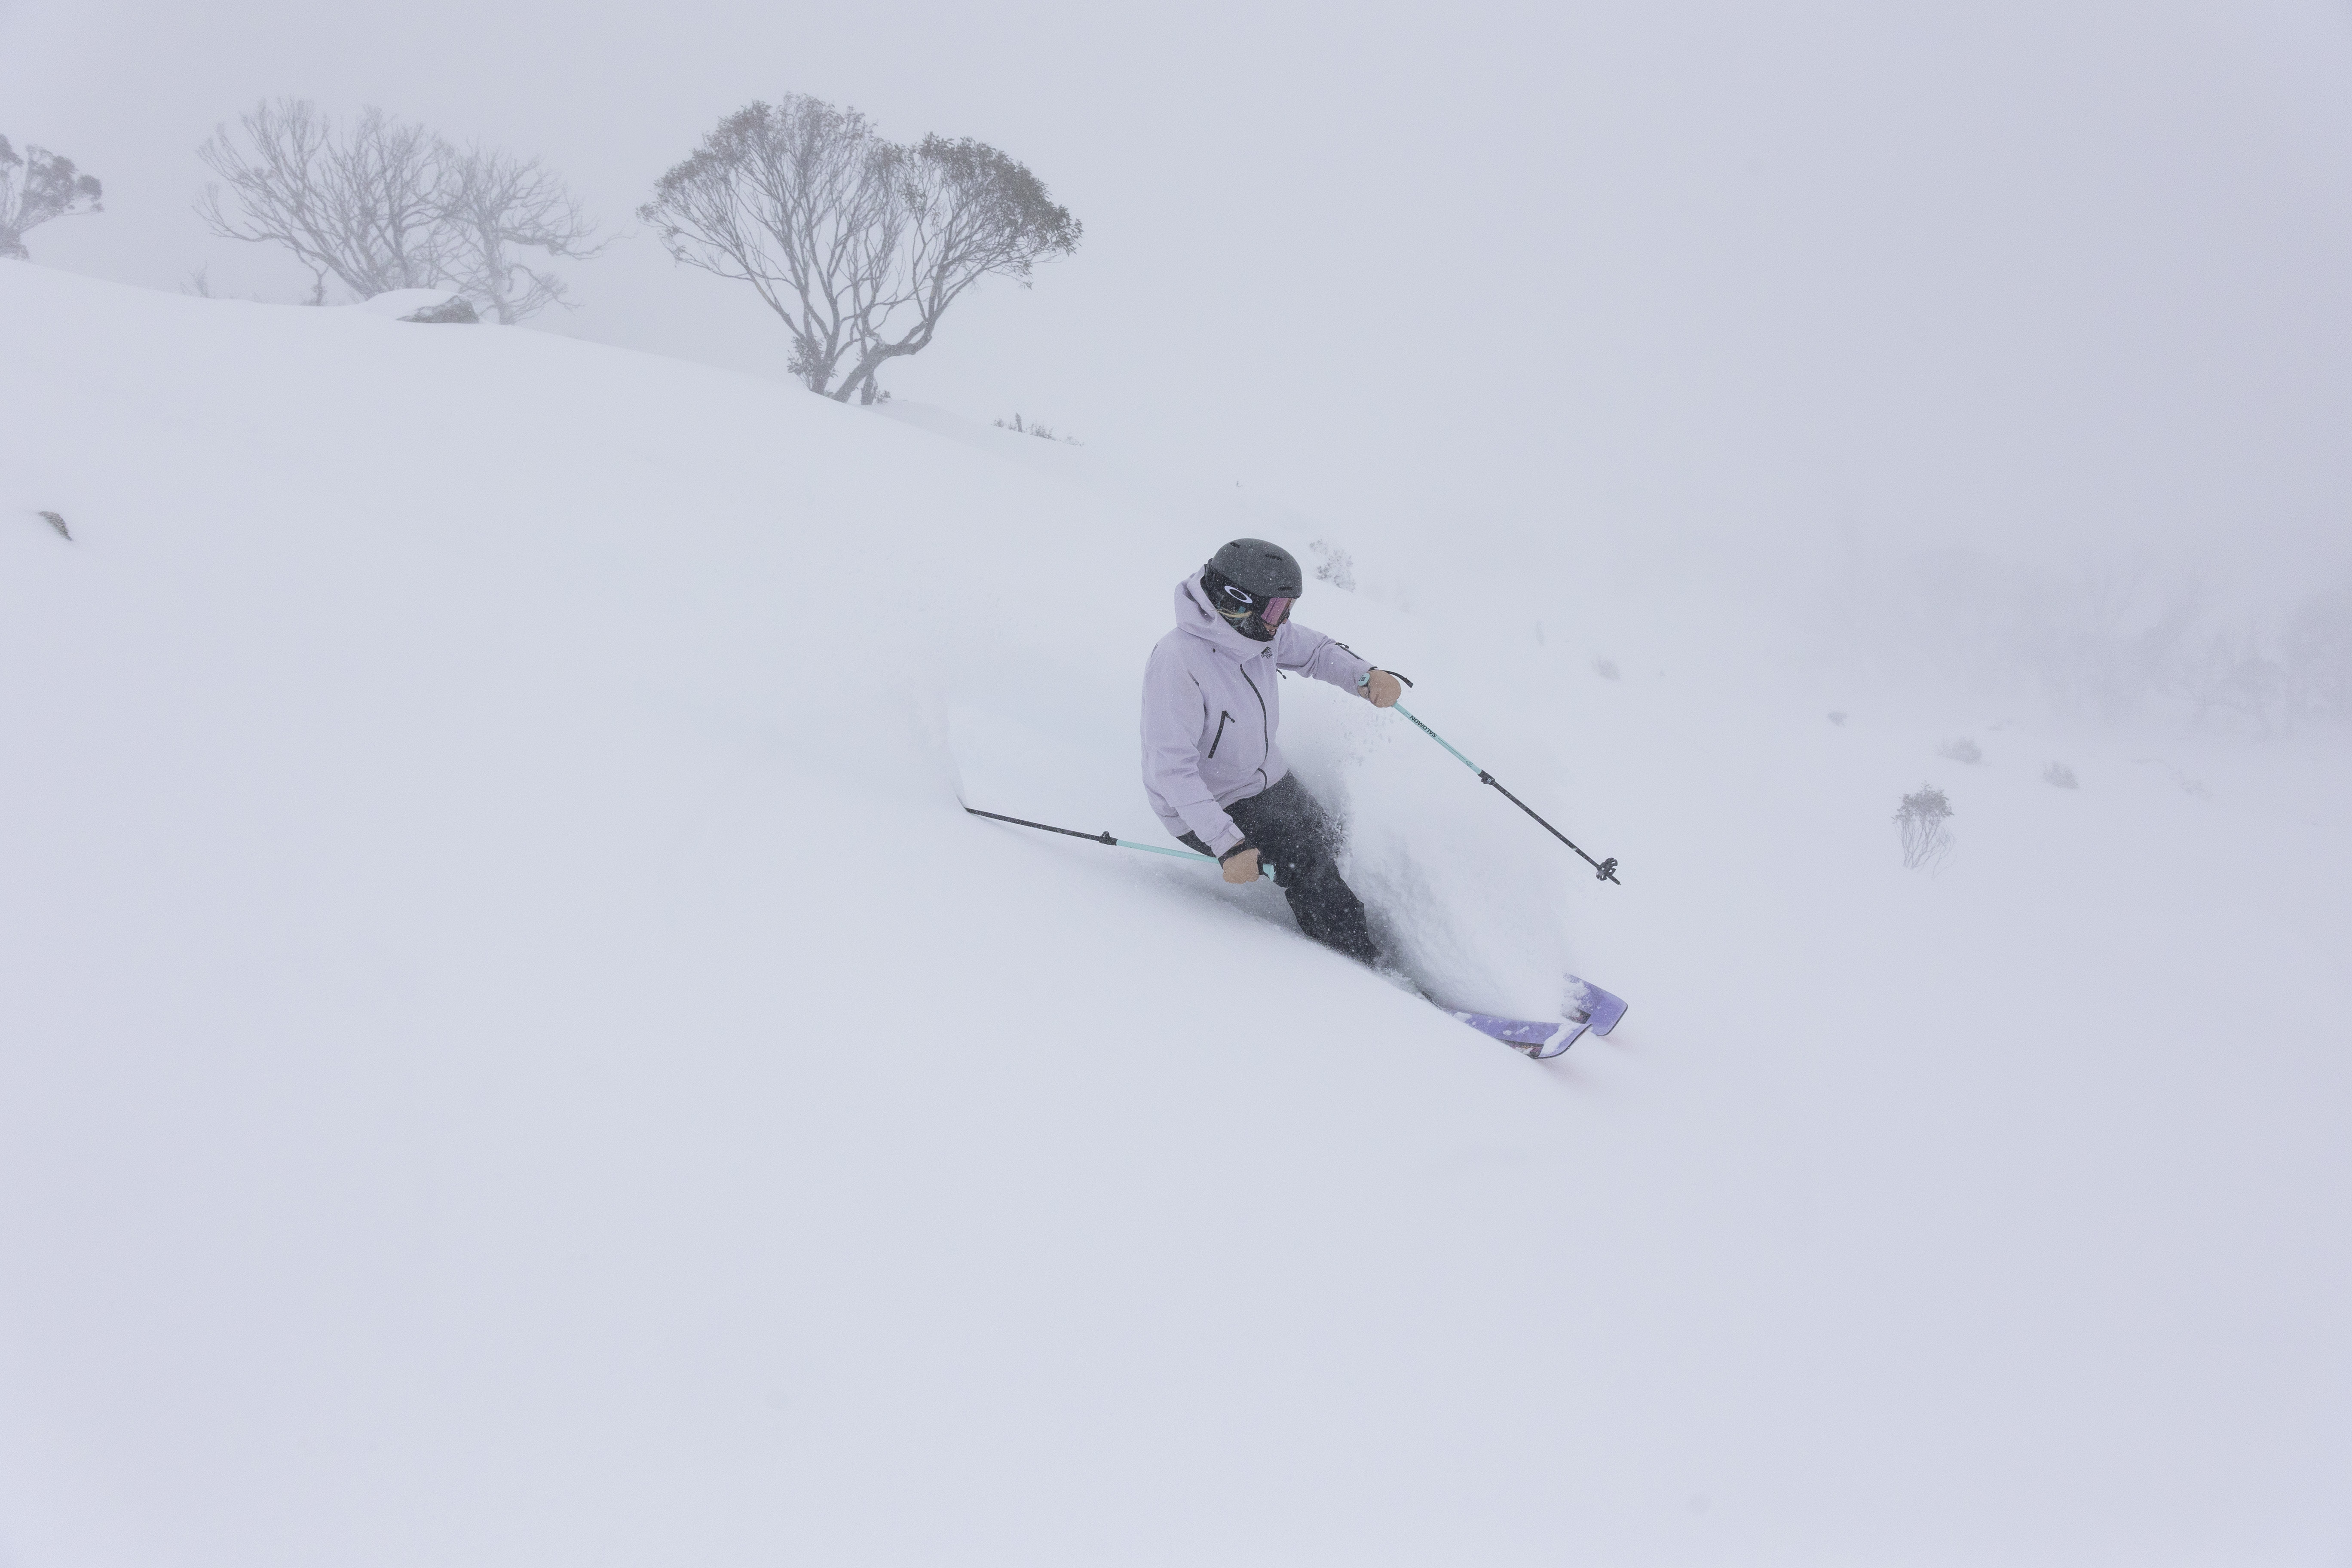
top-left (1394, 702), bottom-right (1480, 772)
top-left (1113, 838), bottom-right (1219, 863)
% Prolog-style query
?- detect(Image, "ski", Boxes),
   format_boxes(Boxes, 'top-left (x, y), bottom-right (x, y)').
top-left (1447, 973), bottom-right (1628, 1060)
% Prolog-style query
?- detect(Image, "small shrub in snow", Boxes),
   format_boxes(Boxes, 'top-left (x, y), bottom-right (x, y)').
top-left (1592, 657), bottom-right (1620, 681)
top-left (1895, 784), bottom-right (1955, 870)
top-left (400, 295), bottom-right (478, 324)
top-left (38, 510), bottom-right (70, 541)
top-left (2134, 757), bottom-right (2212, 799)
top-left (1308, 538), bottom-right (1356, 591)
top-left (178, 268), bottom-right (284, 304)
top-left (1938, 736), bottom-right (1983, 765)
top-left (2043, 762), bottom-right (2079, 789)
top-left (0, 136), bottom-right (102, 259)
top-left (2283, 584), bottom-right (2352, 726)
top-left (992, 414), bottom-right (1074, 442)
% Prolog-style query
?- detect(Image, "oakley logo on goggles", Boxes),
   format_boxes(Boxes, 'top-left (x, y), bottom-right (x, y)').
top-left (1219, 585), bottom-right (1294, 628)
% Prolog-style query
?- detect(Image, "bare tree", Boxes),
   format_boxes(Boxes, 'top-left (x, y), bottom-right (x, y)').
top-left (197, 100), bottom-right (597, 318)
top-left (441, 145), bottom-right (606, 322)
top-left (834, 135), bottom-right (1079, 405)
top-left (199, 100), bottom-right (448, 302)
top-left (641, 96), bottom-right (1080, 402)
top-left (195, 101), bottom-right (334, 301)
top-left (0, 136), bottom-right (103, 259)
top-left (640, 98), bottom-right (904, 395)
top-left (321, 107), bottom-right (454, 295)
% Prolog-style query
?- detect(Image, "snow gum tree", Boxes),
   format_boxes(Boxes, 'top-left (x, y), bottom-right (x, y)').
top-left (640, 95), bottom-right (1081, 402)
top-left (0, 137), bottom-right (103, 259)
top-left (637, 99), bottom-right (905, 398)
top-left (196, 99), bottom-right (600, 318)
top-left (438, 146), bottom-right (605, 323)
top-left (198, 102), bottom-right (450, 303)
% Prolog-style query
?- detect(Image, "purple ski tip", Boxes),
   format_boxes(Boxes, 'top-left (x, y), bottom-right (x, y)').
top-left (1449, 973), bottom-right (1628, 1060)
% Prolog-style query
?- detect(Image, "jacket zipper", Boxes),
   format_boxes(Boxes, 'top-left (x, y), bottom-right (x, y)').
top-left (1208, 710), bottom-right (1234, 758)
top-left (1239, 661), bottom-right (1271, 788)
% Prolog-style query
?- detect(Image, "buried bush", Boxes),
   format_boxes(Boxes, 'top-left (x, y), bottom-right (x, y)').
top-left (1308, 538), bottom-right (1356, 592)
top-left (1895, 784), bottom-right (1955, 871)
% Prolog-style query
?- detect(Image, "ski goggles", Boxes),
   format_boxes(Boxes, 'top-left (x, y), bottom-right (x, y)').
top-left (1260, 595), bottom-right (1294, 628)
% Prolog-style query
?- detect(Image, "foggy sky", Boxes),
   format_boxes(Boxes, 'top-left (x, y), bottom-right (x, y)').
top-left (7, 0), bottom-right (2352, 591)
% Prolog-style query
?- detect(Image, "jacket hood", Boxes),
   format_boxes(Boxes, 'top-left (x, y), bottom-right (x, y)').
top-left (1173, 573), bottom-right (1274, 661)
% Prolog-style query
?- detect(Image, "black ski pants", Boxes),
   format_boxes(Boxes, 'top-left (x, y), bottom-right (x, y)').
top-left (1181, 772), bottom-right (1381, 967)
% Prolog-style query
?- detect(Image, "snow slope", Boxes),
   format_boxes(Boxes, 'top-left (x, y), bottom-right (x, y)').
top-left (3, 263), bottom-right (2350, 1565)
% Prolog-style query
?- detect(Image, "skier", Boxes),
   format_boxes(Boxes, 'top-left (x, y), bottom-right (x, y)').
top-left (1141, 539), bottom-right (1405, 966)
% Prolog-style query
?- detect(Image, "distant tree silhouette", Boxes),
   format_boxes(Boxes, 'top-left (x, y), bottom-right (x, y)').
top-left (641, 95), bottom-right (1080, 403)
top-left (198, 102), bottom-right (447, 303)
top-left (0, 136), bottom-right (103, 259)
top-left (196, 99), bottom-right (599, 318)
top-left (439, 144), bottom-right (606, 322)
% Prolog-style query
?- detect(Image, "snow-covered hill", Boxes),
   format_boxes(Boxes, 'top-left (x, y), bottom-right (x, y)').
top-left (3, 262), bottom-right (2349, 1565)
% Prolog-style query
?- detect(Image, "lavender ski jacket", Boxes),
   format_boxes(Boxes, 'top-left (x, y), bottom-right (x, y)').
top-left (1141, 574), bottom-right (1375, 855)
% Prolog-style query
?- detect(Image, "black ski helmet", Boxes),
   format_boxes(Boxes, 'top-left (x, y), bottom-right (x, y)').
top-left (1200, 539), bottom-right (1304, 642)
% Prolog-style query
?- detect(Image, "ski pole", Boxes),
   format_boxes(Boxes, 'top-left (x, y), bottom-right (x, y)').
top-left (962, 805), bottom-right (1281, 881)
top-left (1362, 673), bottom-right (1622, 885)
